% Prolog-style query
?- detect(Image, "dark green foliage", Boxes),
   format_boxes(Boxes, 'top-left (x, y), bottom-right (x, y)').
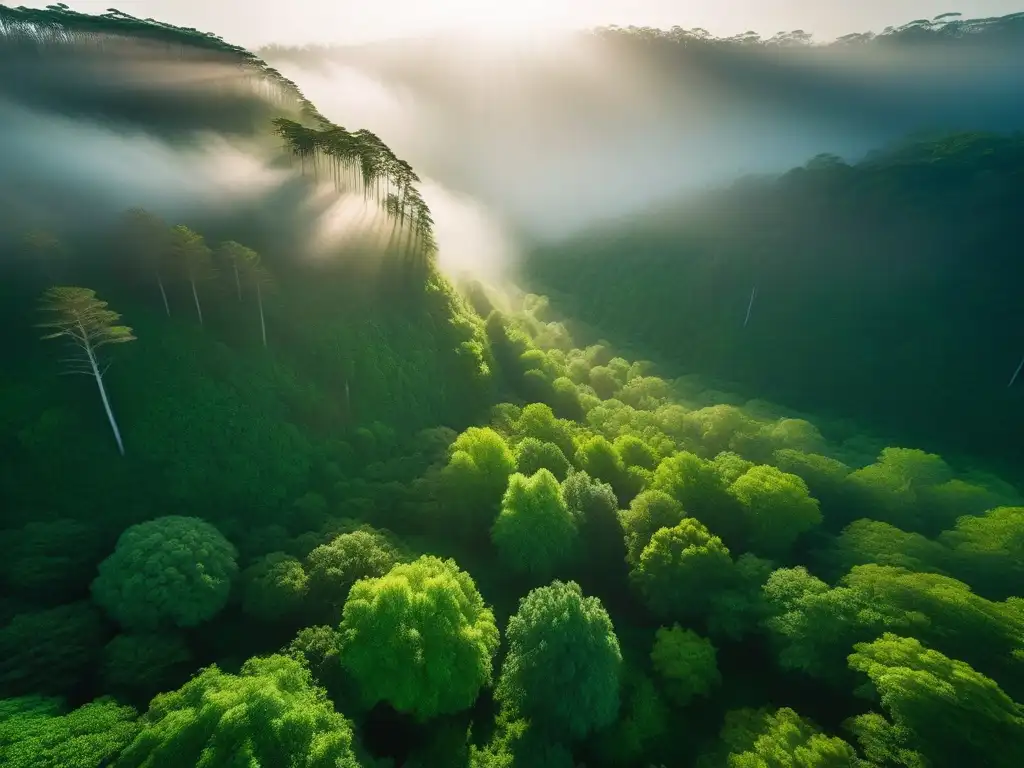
top-left (241, 551), bottom-right (310, 622)
top-left (101, 634), bottom-right (192, 703)
top-left (91, 515), bottom-right (238, 630)
top-left (527, 129), bottom-right (1024, 469)
top-left (0, 696), bottom-right (139, 768)
top-left (561, 469), bottom-right (627, 592)
top-left (591, 669), bottom-right (671, 767)
top-left (338, 556), bottom-right (499, 720)
top-left (496, 581), bottom-right (621, 741)
top-left (305, 529), bottom-right (404, 619)
top-left (0, 603), bottom-right (106, 697)
top-left (0, 519), bottom-right (105, 603)
top-left (115, 654), bottom-right (362, 767)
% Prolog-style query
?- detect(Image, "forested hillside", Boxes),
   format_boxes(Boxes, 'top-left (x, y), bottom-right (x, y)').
top-left (0, 3), bottom-right (493, 528)
top-left (527, 130), bottom-right (1024, 474)
top-left (1, 6), bottom-right (1023, 768)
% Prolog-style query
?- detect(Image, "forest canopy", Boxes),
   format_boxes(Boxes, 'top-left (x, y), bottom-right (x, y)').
top-left (1, 5), bottom-right (1022, 768)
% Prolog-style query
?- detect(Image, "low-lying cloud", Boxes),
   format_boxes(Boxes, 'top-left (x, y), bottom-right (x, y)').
top-left (264, 19), bottom-right (1024, 246)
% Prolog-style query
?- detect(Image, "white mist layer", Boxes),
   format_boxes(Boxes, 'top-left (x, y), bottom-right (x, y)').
top-left (0, 98), bottom-right (288, 231)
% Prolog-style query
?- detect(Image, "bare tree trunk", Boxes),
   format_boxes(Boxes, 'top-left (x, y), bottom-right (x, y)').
top-left (156, 273), bottom-right (171, 316)
top-left (87, 344), bottom-right (125, 455)
top-left (257, 282), bottom-right (267, 347)
top-left (233, 262), bottom-right (242, 301)
top-left (1008, 354), bottom-right (1024, 388)
top-left (743, 285), bottom-right (758, 328)
top-left (190, 279), bottom-right (204, 325)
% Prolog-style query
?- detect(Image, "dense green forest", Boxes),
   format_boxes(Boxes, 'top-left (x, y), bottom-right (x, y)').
top-left (1, 5), bottom-right (1023, 768)
top-left (527, 131), bottom-right (1024, 475)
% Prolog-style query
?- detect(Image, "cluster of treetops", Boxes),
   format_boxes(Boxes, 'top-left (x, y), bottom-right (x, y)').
top-left (2, 270), bottom-right (1022, 766)
top-left (527, 129), bottom-right (1024, 477)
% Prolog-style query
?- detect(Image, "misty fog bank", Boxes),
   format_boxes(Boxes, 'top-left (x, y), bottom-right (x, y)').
top-left (263, 15), bottom-right (1024, 243)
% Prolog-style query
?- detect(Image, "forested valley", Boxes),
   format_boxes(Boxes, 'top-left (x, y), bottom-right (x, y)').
top-left (0, 5), bottom-right (1022, 768)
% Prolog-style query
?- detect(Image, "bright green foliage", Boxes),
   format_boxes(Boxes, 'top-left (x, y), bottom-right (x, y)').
top-left (729, 465), bottom-right (822, 557)
top-left (496, 581), bottom-right (621, 741)
top-left (101, 634), bottom-right (192, 702)
top-left (91, 516), bottom-right (238, 630)
top-left (738, 419), bottom-right (828, 464)
top-left (440, 427), bottom-right (517, 533)
top-left (617, 376), bottom-right (672, 410)
top-left (650, 625), bottom-right (721, 706)
top-left (514, 437), bottom-right (571, 480)
top-left (115, 654), bottom-right (361, 767)
top-left (0, 519), bottom-right (104, 602)
top-left (338, 556), bottom-right (499, 719)
top-left (620, 490), bottom-right (686, 566)
top-left (469, 708), bottom-right (574, 768)
top-left (306, 529), bottom-right (404, 616)
top-left (575, 435), bottom-right (629, 499)
top-left (0, 603), bottom-right (106, 697)
top-left (705, 707), bottom-right (862, 767)
top-left (826, 519), bottom-right (948, 578)
top-left (761, 567), bottom-right (894, 686)
top-left (762, 564), bottom-right (1024, 693)
top-left (0, 696), bottom-right (139, 768)
top-left (772, 449), bottom-right (852, 518)
top-left (940, 506), bottom-right (1024, 600)
top-left (650, 451), bottom-right (744, 546)
top-left (514, 403), bottom-right (577, 460)
top-left (241, 552), bottom-right (309, 622)
top-left (842, 565), bottom-right (1024, 694)
top-left (687, 404), bottom-right (758, 456)
top-left (713, 451), bottom-right (755, 484)
top-left (632, 519), bottom-right (735, 620)
top-left (847, 634), bottom-right (1024, 768)
top-left (614, 434), bottom-right (659, 470)
top-left (492, 470), bottom-right (579, 581)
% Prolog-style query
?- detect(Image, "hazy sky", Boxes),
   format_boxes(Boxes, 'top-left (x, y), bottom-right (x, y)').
top-left (19, 1), bottom-right (1024, 46)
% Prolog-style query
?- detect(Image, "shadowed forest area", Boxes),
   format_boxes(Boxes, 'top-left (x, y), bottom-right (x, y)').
top-left (1, 5), bottom-right (1022, 768)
